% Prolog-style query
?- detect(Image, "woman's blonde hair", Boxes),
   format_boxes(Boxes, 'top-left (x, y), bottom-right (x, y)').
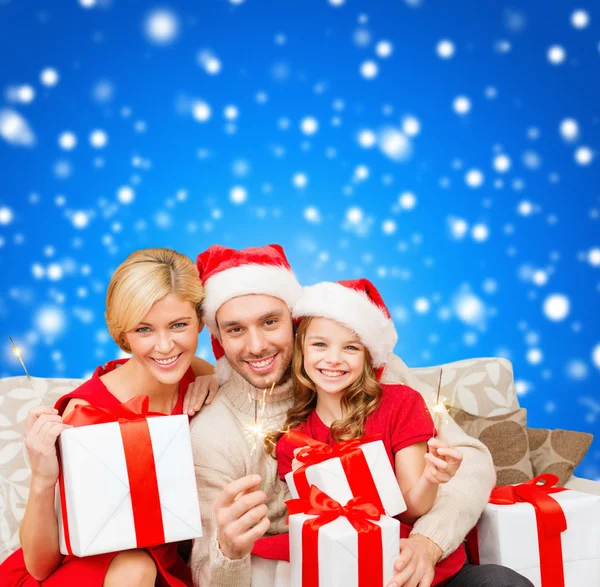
top-left (106, 248), bottom-right (204, 352)
top-left (265, 316), bottom-right (382, 456)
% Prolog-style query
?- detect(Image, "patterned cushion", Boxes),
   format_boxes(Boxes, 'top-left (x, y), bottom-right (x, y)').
top-left (410, 357), bottom-right (519, 417)
top-left (0, 376), bottom-right (82, 563)
top-left (527, 428), bottom-right (594, 486)
top-left (449, 407), bottom-right (534, 486)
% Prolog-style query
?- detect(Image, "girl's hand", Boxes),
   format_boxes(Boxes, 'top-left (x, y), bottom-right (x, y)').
top-left (422, 438), bottom-right (463, 485)
top-left (291, 447), bottom-right (309, 471)
top-left (24, 406), bottom-right (72, 492)
top-left (184, 374), bottom-right (219, 416)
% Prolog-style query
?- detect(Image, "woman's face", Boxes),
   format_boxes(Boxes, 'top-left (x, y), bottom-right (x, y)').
top-left (123, 293), bottom-right (200, 386)
top-left (302, 317), bottom-right (366, 398)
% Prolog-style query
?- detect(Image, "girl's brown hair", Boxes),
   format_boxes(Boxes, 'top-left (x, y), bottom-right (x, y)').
top-left (265, 316), bottom-right (382, 456)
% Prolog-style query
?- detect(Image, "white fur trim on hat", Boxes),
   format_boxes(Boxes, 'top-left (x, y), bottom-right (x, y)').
top-left (292, 282), bottom-right (397, 367)
top-left (215, 357), bottom-right (233, 384)
top-left (202, 263), bottom-right (303, 336)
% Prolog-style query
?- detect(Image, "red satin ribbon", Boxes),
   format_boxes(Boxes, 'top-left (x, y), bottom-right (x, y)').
top-left (287, 485), bottom-right (384, 587)
top-left (59, 396), bottom-right (166, 555)
top-left (466, 475), bottom-right (567, 587)
top-left (287, 430), bottom-right (385, 513)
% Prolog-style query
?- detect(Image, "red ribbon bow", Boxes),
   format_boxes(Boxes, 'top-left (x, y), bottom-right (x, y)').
top-left (59, 395), bottom-right (166, 555)
top-left (286, 430), bottom-right (386, 513)
top-left (466, 474), bottom-right (568, 587)
top-left (287, 485), bottom-right (384, 587)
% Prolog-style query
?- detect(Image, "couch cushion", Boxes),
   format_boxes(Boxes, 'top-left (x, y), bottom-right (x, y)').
top-left (527, 427), bottom-right (594, 486)
top-left (0, 376), bottom-right (82, 563)
top-left (449, 407), bottom-right (534, 486)
top-left (384, 356), bottom-right (519, 417)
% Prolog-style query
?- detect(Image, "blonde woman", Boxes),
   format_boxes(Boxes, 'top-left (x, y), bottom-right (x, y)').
top-left (0, 248), bottom-right (216, 587)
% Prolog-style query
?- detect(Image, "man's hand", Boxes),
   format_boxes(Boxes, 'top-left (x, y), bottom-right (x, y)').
top-left (214, 475), bottom-right (271, 560)
top-left (386, 534), bottom-right (442, 587)
top-left (183, 374), bottom-right (219, 416)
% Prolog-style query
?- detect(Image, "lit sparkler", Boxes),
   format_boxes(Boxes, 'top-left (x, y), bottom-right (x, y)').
top-left (244, 381), bottom-right (276, 452)
top-left (431, 369), bottom-right (446, 436)
top-left (9, 337), bottom-right (35, 390)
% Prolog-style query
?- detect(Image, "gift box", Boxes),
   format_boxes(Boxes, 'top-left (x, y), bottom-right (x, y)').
top-left (284, 431), bottom-right (406, 517)
top-left (471, 475), bottom-right (600, 587)
top-left (56, 397), bottom-right (203, 557)
top-left (288, 486), bottom-right (400, 587)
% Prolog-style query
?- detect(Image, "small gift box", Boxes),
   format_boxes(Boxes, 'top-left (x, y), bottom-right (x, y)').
top-left (288, 486), bottom-right (400, 587)
top-left (284, 430), bottom-right (406, 517)
top-left (467, 475), bottom-right (600, 587)
top-left (56, 396), bottom-right (203, 557)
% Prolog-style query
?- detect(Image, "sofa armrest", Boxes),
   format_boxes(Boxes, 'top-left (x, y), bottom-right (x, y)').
top-left (563, 475), bottom-right (600, 496)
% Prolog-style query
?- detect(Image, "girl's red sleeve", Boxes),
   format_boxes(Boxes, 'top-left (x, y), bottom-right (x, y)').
top-left (386, 384), bottom-right (436, 454)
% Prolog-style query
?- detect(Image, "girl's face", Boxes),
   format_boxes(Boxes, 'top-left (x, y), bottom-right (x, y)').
top-left (302, 317), bottom-right (365, 397)
top-left (122, 293), bottom-right (201, 386)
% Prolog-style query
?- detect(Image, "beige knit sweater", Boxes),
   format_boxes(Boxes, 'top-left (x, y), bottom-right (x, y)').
top-left (189, 355), bottom-right (495, 587)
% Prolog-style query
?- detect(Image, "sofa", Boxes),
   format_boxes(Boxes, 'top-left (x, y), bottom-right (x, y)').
top-left (1, 356), bottom-right (598, 565)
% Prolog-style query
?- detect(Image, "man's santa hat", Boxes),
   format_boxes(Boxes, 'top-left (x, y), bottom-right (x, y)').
top-left (197, 244), bottom-right (303, 382)
top-left (292, 278), bottom-right (397, 379)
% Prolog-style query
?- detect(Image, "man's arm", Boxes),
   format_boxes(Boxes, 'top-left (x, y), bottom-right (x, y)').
top-left (191, 464), bottom-right (254, 587)
top-left (189, 412), bottom-right (269, 587)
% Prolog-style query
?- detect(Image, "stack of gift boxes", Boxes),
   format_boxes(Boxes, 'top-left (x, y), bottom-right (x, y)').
top-left (284, 432), bottom-right (406, 587)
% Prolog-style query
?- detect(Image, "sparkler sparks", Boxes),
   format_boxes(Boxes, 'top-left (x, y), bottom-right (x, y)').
top-left (244, 381), bottom-right (276, 453)
top-left (9, 336), bottom-right (36, 390)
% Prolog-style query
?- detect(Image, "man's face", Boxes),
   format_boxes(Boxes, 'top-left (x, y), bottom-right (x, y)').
top-left (216, 294), bottom-right (294, 389)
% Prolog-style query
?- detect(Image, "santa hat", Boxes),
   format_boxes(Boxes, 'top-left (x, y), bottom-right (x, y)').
top-left (197, 244), bottom-right (303, 382)
top-left (292, 278), bottom-right (397, 378)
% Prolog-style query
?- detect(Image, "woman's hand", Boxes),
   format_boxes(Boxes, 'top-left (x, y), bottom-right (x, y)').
top-left (24, 406), bottom-right (72, 492)
top-left (183, 374), bottom-right (219, 416)
top-left (422, 438), bottom-right (463, 485)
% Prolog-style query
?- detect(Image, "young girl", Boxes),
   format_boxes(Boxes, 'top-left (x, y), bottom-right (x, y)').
top-left (270, 279), bottom-right (467, 586)
top-left (0, 248), bottom-right (215, 587)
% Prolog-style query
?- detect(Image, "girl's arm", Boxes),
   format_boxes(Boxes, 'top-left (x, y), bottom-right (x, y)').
top-left (394, 441), bottom-right (439, 524)
top-left (394, 438), bottom-right (464, 525)
top-left (20, 404), bottom-right (76, 580)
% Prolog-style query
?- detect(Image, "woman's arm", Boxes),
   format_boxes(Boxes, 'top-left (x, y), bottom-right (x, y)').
top-left (190, 355), bottom-right (215, 377)
top-left (19, 402), bottom-right (80, 580)
top-left (20, 398), bottom-right (89, 580)
top-left (394, 441), bottom-right (438, 524)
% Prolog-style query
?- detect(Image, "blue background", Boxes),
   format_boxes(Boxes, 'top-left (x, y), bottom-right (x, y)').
top-left (1, 0), bottom-right (599, 479)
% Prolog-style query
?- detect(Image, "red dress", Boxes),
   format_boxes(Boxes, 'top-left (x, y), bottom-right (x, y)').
top-left (260, 383), bottom-right (466, 586)
top-left (0, 359), bottom-right (196, 587)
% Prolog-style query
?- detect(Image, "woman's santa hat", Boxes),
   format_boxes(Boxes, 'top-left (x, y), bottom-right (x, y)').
top-left (197, 244), bottom-right (303, 382)
top-left (292, 278), bottom-right (398, 378)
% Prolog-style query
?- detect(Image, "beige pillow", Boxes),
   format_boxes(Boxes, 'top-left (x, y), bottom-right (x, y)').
top-left (527, 428), bottom-right (593, 486)
top-left (449, 407), bottom-right (534, 486)
top-left (0, 376), bottom-right (82, 564)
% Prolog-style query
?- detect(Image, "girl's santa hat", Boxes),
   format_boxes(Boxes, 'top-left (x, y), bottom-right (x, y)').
top-left (197, 244), bottom-right (303, 382)
top-left (292, 278), bottom-right (398, 378)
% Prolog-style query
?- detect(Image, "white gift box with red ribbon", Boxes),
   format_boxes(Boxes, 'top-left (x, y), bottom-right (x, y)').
top-left (56, 399), bottom-right (202, 557)
top-left (287, 486), bottom-right (400, 587)
top-left (469, 476), bottom-right (600, 587)
top-left (284, 432), bottom-right (406, 518)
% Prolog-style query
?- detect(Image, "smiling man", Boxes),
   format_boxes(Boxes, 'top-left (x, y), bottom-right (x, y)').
top-left (188, 244), bottom-right (532, 587)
